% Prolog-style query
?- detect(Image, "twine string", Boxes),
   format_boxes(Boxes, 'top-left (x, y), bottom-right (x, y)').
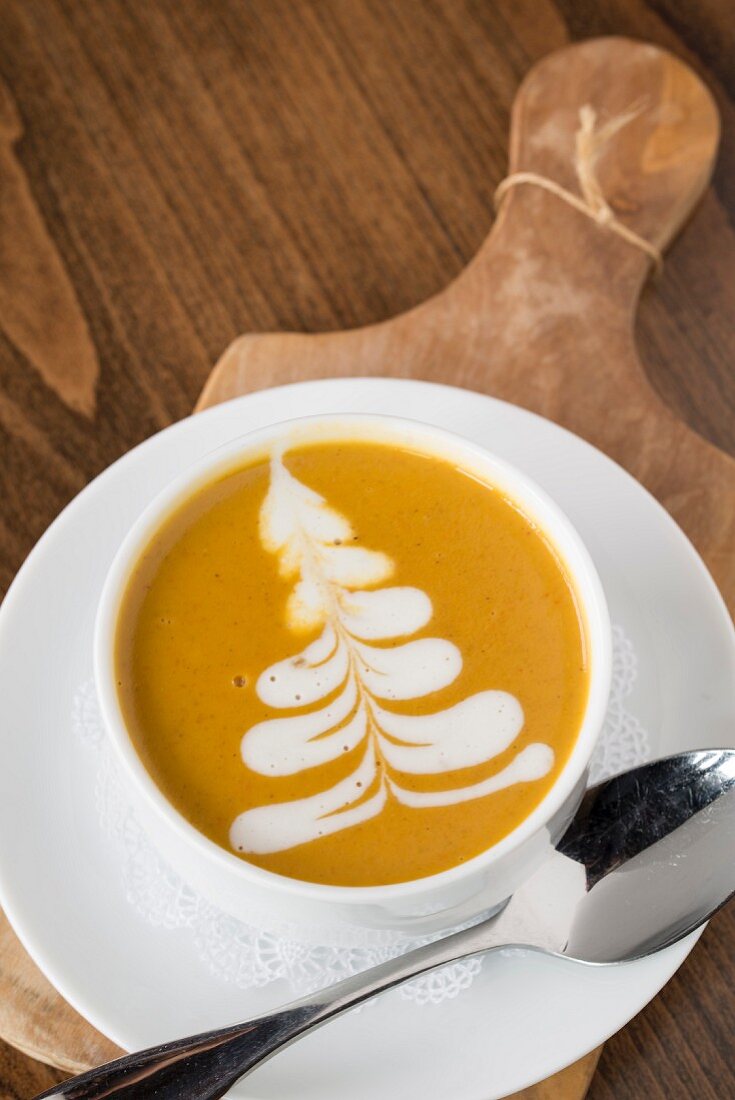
top-left (494, 104), bottom-right (663, 272)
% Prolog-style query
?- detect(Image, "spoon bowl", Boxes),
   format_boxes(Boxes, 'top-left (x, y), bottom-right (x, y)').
top-left (558, 749), bottom-right (735, 964)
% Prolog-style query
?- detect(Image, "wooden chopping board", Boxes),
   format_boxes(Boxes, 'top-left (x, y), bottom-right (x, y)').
top-left (0, 35), bottom-right (731, 1099)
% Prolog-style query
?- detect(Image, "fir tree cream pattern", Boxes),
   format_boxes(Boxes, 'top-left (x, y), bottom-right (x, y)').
top-left (230, 449), bottom-right (553, 856)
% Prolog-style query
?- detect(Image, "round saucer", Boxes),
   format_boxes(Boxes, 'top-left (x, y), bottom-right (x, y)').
top-left (0, 379), bottom-right (732, 1099)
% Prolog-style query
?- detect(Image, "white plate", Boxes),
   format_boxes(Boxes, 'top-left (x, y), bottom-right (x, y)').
top-left (0, 379), bottom-right (733, 1100)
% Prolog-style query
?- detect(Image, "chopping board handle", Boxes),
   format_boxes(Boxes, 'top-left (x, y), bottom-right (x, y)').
top-left (201, 38), bottom-right (721, 417)
top-left (456, 37), bottom-right (719, 308)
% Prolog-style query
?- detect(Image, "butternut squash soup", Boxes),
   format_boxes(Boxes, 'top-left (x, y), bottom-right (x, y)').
top-left (116, 440), bottom-right (589, 886)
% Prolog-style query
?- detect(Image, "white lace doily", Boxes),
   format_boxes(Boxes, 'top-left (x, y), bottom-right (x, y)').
top-left (72, 624), bottom-right (648, 1006)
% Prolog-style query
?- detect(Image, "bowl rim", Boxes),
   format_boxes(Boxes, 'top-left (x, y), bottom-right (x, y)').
top-left (94, 411), bottom-right (612, 905)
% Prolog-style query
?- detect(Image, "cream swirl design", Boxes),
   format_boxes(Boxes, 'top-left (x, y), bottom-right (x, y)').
top-left (230, 447), bottom-right (553, 856)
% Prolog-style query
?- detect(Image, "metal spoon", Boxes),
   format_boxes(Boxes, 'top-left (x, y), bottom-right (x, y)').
top-left (38, 749), bottom-right (735, 1100)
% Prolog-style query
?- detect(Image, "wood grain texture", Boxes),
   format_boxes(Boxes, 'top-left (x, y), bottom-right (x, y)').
top-left (0, 75), bottom-right (98, 418)
top-left (0, 3), bottom-right (733, 1099)
top-left (0, 1040), bottom-right (64, 1099)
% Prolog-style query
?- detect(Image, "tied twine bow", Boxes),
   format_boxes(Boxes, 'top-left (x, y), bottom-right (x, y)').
top-left (494, 104), bottom-right (663, 272)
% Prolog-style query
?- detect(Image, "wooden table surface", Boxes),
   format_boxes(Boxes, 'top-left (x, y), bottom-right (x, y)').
top-left (0, 1), bottom-right (733, 1098)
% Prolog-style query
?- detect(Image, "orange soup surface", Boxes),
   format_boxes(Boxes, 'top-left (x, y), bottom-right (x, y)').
top-left (116, 440), bottom-right (589, 886)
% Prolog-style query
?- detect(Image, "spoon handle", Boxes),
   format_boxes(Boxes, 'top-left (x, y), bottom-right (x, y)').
top-left (36, 921), bottom-right (496, 1099)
